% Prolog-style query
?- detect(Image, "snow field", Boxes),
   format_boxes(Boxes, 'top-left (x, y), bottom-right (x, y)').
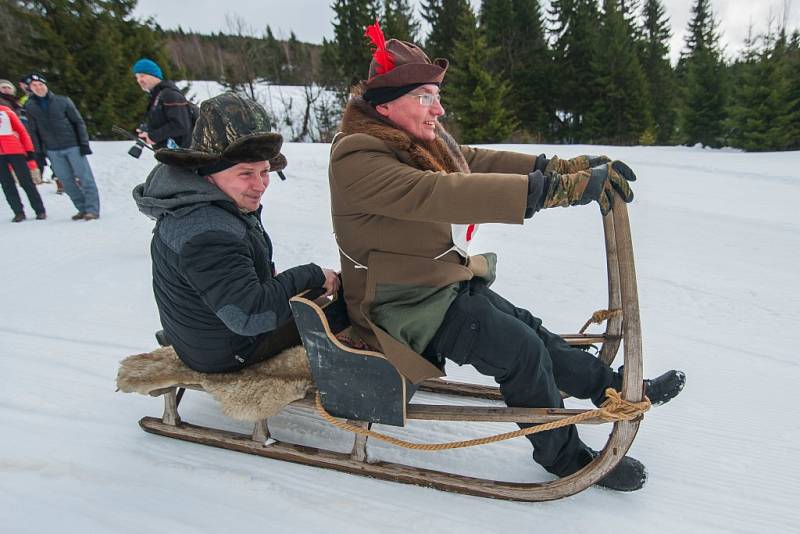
top-left (0, 141), bottom-right (798, 533)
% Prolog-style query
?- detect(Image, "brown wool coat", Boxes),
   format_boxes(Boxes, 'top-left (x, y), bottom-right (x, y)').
top-left (328, 99), bottom-right (536, 383)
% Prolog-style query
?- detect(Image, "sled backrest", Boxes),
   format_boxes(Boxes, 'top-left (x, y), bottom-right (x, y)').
top-left (290, 290), bottom-right (414, 427)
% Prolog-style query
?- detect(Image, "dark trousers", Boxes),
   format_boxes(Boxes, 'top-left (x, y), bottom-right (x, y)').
top-left (423, 279), bottom-right (620, 476)
top-left (0, 154), bottom-right (45, 216)
top-left (242, 319), bottom-right (302, 367)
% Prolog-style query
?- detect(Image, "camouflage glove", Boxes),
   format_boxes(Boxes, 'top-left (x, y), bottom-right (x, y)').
top-left (544, 154), bottom-right (611, 174)
top-left (542, 161), bottom-right (636, 215)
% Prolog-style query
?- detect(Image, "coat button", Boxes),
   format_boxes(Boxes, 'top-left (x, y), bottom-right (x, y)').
top-left (469, 322), bottom-right (478, 330)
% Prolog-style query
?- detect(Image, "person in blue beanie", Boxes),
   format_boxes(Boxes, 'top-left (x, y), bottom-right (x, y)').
top-left (24, 73), bottom-right (101, 220)
top-left (132, 58), bottom-right (194, 150)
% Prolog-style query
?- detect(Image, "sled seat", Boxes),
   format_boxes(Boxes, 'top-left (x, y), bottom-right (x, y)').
top-left (116, 344), bottom-right (315, 425)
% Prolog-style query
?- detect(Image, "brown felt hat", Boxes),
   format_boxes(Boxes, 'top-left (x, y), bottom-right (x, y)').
top-left (364, 39), bottom-right (448, 90)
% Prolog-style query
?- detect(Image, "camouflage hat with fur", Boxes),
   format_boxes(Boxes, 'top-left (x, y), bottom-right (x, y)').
top-left (362, 22), bottom-right (448, 105)
top-left (155, 92), bottom-right (287, 175)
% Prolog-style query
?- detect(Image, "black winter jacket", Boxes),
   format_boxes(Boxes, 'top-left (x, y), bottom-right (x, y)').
top-left (24, 92), bottom-right (90, 151)
top-left (133, 164), bottom-right (325, 372)
top-left (143, 81), bottom-right (193, 149)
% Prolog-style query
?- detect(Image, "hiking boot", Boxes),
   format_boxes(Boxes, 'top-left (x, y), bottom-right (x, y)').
top-left (12, 213), bottom-right (25, 223)
top-left (83, 212), bottom-right (99, 221)
top-left (591, 450), bottom-right (648, 492)
top-left (71, 212), bottom-right (86, 220)
top-left (36, 212), bottom-right (47, 220)
top-left (555, 445), bottom-right (647, 492)
top-left (607, 367), bottom-right (686, 407)
top-left (644, 370), bottom-right (686, 406)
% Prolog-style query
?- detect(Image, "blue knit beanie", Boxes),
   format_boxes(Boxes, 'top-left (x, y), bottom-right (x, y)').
top-left (132, 58), bottom-right (163, 79)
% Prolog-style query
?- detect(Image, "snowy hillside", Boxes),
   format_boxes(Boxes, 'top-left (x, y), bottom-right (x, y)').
top-left (1, 142), bottom-right (798, 533)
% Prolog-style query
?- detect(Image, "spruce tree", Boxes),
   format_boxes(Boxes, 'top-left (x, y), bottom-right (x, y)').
top-left (382, 0), bottom-right (420, 42)
top-left (763, 31), bottom-right (793, 150)
top-left (446, 7), bottom-right (518, 142)
top-left (548, 0), bottom-right (602, 142)
top-left (421, 0), bottom-right (471, 60)
top-left (285, 32), bottom-right (313, 84)
top-left (319, 38), bottom-right (343, 87)
top-left (677, 0), bottom-right (726, 147)
top-left (0, 0), bottom-right (34, 76)
top-left (639, 0), bottom-right (675, 144)
top-left (480, 0), bottom-right (514, 62)
top-left (585, 0), bottom-right (651, 144)
top-left (726, 29), bottom-right (772, 150)
top-left (263, 26), bottom-right (286, 83)
top-left (725, 26), bottom-right (796, 151)
top-left (480, 0), bottom-right (553, 140)
top-left (784, 32), bottom-right (800, 149)
top-left (331, 0), bottom-right (380, 87)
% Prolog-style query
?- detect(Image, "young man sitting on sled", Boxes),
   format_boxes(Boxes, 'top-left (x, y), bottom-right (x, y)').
top-left (134, 92), bottom-right (339, 373)
top-left (327, 25), bottom-right (685, 492)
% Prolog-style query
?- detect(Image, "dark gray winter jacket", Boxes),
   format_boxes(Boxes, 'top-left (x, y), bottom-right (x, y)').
top-left (24, 92), bottom-right (90, 152)
top-left (133, 164), bottom-right (325, 372)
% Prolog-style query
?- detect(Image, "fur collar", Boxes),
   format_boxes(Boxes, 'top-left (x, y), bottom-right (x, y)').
top-left (340, 97), bottom-right (470, 174)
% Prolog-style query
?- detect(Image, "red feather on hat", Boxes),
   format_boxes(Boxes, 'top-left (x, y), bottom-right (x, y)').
top-left (364, 20), bottom-right (395, 75)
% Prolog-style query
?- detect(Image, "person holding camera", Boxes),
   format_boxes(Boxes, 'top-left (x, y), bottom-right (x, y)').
top-left (24, 73), bottom-right (100, 221)
top-left (131, 59), bottom-right (193, 151)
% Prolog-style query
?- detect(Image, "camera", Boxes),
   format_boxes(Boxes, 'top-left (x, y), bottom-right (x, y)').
top-left (128, 139), bottom-right (146, 159)
top-left (128, 123), bottom-right (148, 159)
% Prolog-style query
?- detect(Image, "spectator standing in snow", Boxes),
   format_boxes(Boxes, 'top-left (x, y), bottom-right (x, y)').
top-left (133, 92), bottom-right (339, 373)
top-left (1, 79), bottom-right (44, 185)
top-left (328, 28), bottom-right (686, 492)
top-left (0, 102), bottom-right (46, 222)
top-left (24, 73), bottom-right (100, 220)
top-left (131, 59), bottom-right (193, 150)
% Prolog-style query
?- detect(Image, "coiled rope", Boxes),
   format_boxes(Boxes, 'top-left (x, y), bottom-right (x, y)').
top-left (315, 388), bottom-right (650, 451)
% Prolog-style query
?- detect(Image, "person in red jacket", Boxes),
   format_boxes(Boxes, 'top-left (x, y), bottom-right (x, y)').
top-left (0, 104), bottom-right (46, 222)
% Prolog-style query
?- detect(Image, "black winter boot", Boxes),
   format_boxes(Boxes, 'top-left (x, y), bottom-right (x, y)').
top-left (591, 450), bottom-right (648, 492)
top-left (607, 367), bottom-right (686, 407)
top-left (644, 370), bottom-right (686, 406)
top-left (556, 445), bottom-right (647, 492)
top-left (12, 213), bottom-right (25, 223)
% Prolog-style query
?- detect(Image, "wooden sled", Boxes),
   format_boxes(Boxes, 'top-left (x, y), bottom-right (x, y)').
top-left (137, 201), bottom-right (645, 502)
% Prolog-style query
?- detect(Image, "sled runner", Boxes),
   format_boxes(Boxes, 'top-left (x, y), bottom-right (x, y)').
top-left (122, 201), bottom-right (648, 502)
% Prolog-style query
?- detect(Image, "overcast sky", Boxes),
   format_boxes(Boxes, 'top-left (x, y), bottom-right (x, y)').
top-left (133, 0), bottom-right (798, 63)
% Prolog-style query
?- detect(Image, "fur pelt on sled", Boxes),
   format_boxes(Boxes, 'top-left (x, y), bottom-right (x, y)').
top-left (116, 345), bottom-right (313, 422)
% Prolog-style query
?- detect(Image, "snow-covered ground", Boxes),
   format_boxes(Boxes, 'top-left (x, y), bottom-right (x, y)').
top-left (1, 142), bottom-right (798, 533)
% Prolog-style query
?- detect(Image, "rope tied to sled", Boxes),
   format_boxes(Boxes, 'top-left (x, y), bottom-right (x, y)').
top-left (579, 308), bottom-right (623, 334)
top-left (314, 388), bottom-right (651, 451)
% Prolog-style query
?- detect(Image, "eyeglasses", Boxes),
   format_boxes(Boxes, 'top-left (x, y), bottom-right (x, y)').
top-left (407, 93), bottom-right (441, 106)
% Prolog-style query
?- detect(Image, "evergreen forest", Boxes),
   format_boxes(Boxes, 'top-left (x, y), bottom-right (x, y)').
top-left (2, 0), bottom-right (798, 151)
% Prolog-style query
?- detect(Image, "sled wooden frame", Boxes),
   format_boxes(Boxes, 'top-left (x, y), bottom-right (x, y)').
top-left (138, 201), bottom-right (644, 502)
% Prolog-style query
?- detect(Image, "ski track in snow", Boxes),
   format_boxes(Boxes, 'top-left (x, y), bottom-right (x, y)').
top-left (1, 140), bottom-right (798, 533)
